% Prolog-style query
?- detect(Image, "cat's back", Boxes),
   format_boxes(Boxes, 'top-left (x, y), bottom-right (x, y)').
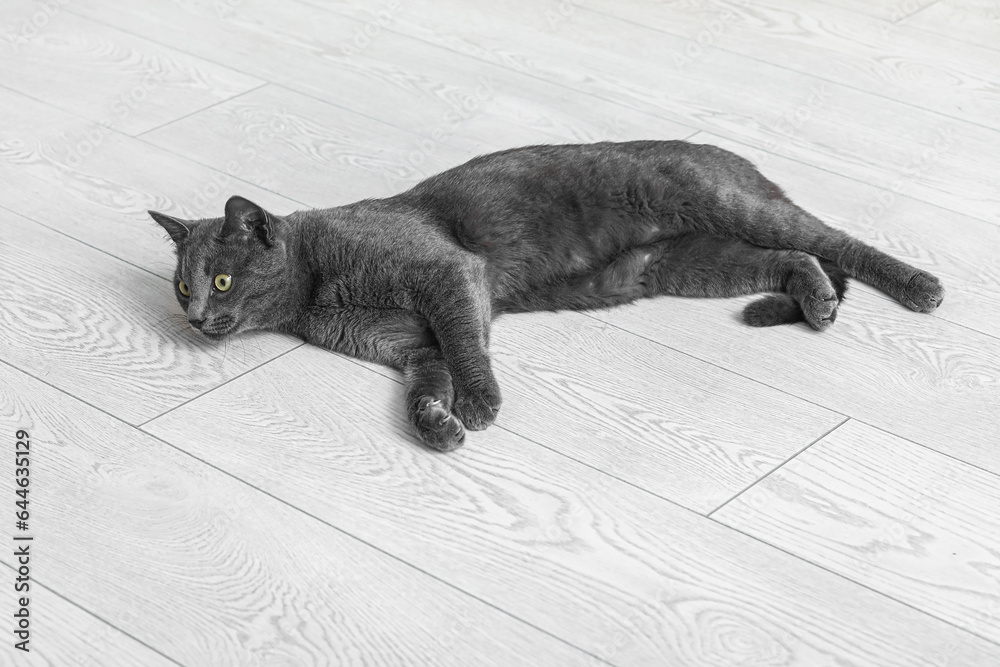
top-left (401, 141), bottom-right (748, 261)
top-left (293, 197), bottom-right (464, 274)
top-left (412, 140), bottom-right (691, 195)
top-left (403, 140), bottom-right (757, 233)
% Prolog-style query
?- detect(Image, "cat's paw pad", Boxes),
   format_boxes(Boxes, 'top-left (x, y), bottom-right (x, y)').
top-left (413, 397), bottom-right (465, 452)
top-left (802, 286), bottom-right (839, 331)
top-left (453, 386), bottom-right (502, 431)
top-left (901, 271), bottom-right (944, 313)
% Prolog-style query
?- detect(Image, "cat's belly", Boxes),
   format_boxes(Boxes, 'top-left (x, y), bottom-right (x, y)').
top-left (477, 199), bottom-right (681, 310)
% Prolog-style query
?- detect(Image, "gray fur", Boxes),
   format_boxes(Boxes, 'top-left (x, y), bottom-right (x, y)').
top-left (149, 140), bottom-right (943, 450)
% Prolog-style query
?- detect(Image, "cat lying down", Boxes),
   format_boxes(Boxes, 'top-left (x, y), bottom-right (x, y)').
top-left (150, 140), bottom-right (943, 451)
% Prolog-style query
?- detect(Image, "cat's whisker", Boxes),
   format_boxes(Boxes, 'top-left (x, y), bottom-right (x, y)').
top-left (153, 313), bottom-right (189, 328)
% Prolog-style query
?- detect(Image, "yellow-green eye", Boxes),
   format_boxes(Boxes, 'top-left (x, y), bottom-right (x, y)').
top-left (178, 280), bottom-right (190, 297)
top-left (214, 274), bottom-right (233, 291)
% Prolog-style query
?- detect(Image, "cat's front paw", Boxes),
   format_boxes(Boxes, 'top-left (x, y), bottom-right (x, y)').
top-left (901, 271), bottom-right (944, 313)
top-left (413, 397), bottom-right (466, 452)
top-left (453, 383), bottom-right (502, 431)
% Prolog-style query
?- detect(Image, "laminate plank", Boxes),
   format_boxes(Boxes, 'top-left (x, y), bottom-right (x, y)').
top-left (714, 419), bottom-right (1000, 643)
top-left (586, 276), bottom-right (1000, 476)
top-left (0, 576), bottom-right (176, 667)
top-left (688, 132), bottom-right (1000, 340)
top-left (143, 343), bottom-right (1000, 666)
top-left (140, 81), bottom-right (684, 215)
top-left (0, 364), bottom-right (593, 666)
top-left (0, 6), bottom-right (262, 136)
top-left (489, 310), bottom-right (842, 511)
top-left (67, 0), bottom-right (691, 157)
top-left (901, 0), bottom-right (1000, 52)
top-left (0, 86), bottom-right (303, 281)
top-left (0, 210), bottom-right (298, 425)
top-left (794, 0), bottom-right (940, 21)
top-left (296, 0), bottom-right (1000, 225)
top-left (578, 0), bottom-right (1000, 131)
top-left (144, 85), bottom-right (471, 205)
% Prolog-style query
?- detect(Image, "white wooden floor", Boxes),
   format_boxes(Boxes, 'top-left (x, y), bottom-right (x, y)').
top-left (2, 0), bottom-right (999, 665)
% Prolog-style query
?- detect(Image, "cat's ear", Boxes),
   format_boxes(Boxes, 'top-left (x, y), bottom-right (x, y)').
top-left (148, 210), bottom-right (194, 244)
top-left (222, 195), bottom-right (275, 246)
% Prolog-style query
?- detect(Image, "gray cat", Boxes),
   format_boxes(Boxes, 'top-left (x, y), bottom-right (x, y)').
top-left (150, 141), bottom-right (943, 451)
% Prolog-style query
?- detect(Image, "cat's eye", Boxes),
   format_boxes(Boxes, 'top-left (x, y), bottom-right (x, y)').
top-left (214, 274), bottom-right (233, 292)
top-left (178, 280), bottom-right (190, 297)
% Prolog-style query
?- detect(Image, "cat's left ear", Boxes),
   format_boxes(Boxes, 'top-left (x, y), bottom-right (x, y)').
top-left (148, 210), bottom-right (195, 244)
top-left (222, 195), bottom-right (275, 246)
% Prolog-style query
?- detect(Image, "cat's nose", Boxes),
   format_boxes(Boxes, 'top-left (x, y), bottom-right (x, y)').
top-left (188, 316), bottom-right (207, 330)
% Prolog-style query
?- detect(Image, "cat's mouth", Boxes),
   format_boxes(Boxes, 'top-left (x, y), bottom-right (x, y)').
top-left (196, 316), bottom-right (236, 339)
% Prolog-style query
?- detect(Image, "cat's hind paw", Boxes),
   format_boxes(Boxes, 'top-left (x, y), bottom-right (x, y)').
top-left (742, 294), bottom-right (802, 327)
top-left (414, 397), bottom-right (466, 452)
top-left (802, 287), bottom-right (839, 331)
top-left (901, 270), bottom-right (944, 313)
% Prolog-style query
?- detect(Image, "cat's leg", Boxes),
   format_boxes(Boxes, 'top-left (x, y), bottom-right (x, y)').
top-left (301, 307), bottom-right (465, 450)
top-left (707, 192), bottom-right (944, 313)
top-left (742, 258), bottom-right (848, 327)
top-left (410, 260), bottom-right (501, 432)
top-left (586, 235), bottom-right (845, 329)
top-left (403, 348), bottom-right (466, 451)
top-left (651, 235), bottom-right (844, 329)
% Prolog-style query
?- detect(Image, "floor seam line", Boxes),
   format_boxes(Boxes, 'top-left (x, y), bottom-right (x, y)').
top-left (577, 3), bottom-right (1000, 136)
top-left (0, 203), bottom-right (172, 282)
top-left (705, 517), bottom-right (1000, 650)
top-left (0, 560), bottom-right (187, 666)
top-left (707, 417), bottom-right (850, 517)
top-left (137, 342), bottom-right (306, 428)
top-left (135, 82), bottom-right (271, 138)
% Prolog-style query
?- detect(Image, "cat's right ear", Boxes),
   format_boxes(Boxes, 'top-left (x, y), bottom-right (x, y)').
top-left (148, 210), bottom-right (194, 244)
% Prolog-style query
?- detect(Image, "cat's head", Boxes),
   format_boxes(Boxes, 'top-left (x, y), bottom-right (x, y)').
top-left (149, 195), bottom-right (289, 338)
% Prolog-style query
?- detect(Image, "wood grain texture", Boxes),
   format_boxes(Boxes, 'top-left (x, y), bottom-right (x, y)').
top-left (687, 131), bottom-right (1000, 340)
top-left (0, 86), bottom-right (303, 281)
top-left (579, 0), bottom-right (1000, 131)
top-left (586, 281), bottom-right (1000, 476)
top-left (901, 0), bottom-right (1000, 51)
top-left (301, 0), bottom-right (1000, 225)
top-left (0, 5), bottom-right (261, 136)
top-left (0, 210), bottom-right (298, 425)
top-left (489, 310), bottom-right (843, 511)
top-left (0, 363), bottom-right (593, 667)
top-left (4, 0), bottom-right (999, 659)
top-left (143, 343), bottom-right (1000, 666)
top-left (67, 0), bottom-right (692, 157)
top-left (78, 94), bottom-right (843, 508)
top-left (0, 576), bottom-right (176, 667)
top-left (779, 0), bottom-right (940, 22)
top-left (714, 419), bottom-right (1000, 644)
top-left (144, 84), bottom-right (471, 205)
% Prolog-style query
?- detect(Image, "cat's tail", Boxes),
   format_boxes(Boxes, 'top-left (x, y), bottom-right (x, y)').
top-left (742, 260), bottom-right (848, 327)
